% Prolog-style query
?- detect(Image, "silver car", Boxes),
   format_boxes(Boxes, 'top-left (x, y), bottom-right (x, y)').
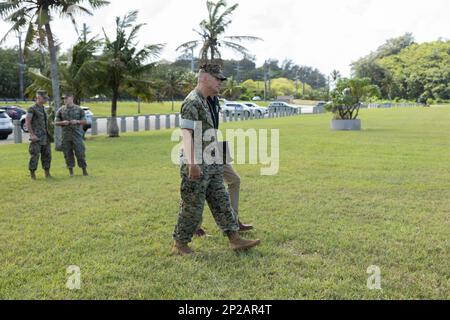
top-left (267, 101), bottom-right (301, 113)
top-left (220, 102), bottom-right (252, 117)
top-left (0, 109), bottom-right (13, 140)
top-left (244, 103), bottom-right (268, 116)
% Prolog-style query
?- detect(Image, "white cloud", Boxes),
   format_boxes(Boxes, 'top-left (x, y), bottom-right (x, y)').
top-left (0, 0), bottom-right (449, 77)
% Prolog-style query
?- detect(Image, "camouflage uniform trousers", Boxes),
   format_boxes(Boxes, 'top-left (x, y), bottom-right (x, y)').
top-left (29, 142), bottom-right (52, 171)
top-left (62, 138), bottom-right (87, 169)
top-left (173, 165), bottom-right (239, 244)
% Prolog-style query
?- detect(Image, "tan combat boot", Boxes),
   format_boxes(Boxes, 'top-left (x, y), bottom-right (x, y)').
top-left (172, 241), bottom-right (193, 255)
top-left (228, 232), bottom-right (261, 251)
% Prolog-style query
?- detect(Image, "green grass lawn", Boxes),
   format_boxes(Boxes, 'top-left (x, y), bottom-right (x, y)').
top-left (12, 100), bottom-right (272, 117)
top-left (1, 106), bottom-right (449, 299)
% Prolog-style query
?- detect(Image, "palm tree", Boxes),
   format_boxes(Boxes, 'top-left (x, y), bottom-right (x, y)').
top-left (0, 0), bottom-right (109, 150)
top-left (26, 37), bottom-right (102, 105)
top-left (330, 70), bottom-right (341, 83)
top-left (154, 66), bottom-right (195, 112)
top-left (222, 76), bottom-right (241, 100)
top-left (177, 0), bottom-right (261, 66)
top-left (100, 10), bottom-right (164, 137)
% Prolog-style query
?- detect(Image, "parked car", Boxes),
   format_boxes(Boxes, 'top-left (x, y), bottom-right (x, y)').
top-left (20, 113), bottom-right (28, 132)
top-left (0, 109), bottom-right (13, 140)
top-left (81, 106), bottom-right (93, 133)
top-left (267, 101), bottom-right (301, 113)
top-left (0, 106), bottom-right (27, 121)
top-left (244, 102), bottom-right (268, 116)
top-left (252, 96), bottom-right (262, 101)
top-left (314, 101), bottom-right (328, 113)
top-left (20, 106), bottom-right (49, 133)
top-left (20, 106), bottom-right (48, 133)
top-left (220, 102), bottom-right (252, 117)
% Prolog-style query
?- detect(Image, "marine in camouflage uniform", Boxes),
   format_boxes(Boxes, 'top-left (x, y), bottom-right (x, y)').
top-left (172, 64), bottom-right (260, 254)
top-left (26, 90), bottom-right (52, 180)
top-left (55, 93), bottom-right (88, 176)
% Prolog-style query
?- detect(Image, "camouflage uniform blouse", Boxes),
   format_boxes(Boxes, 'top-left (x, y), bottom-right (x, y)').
top-left (27, 104), bottom-right (50, 145)
top-left (180, 89), bottom-right (223, 174)
top-left (55, 105), bottom-right (86, 142)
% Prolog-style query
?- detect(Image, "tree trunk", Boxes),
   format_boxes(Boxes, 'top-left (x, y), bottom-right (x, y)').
top-left (109, 87), bottom-right (120, 137)
top-left (45, 22), bottom-right (62, 151)
top-left (18, 32), bottom-right (25, 100)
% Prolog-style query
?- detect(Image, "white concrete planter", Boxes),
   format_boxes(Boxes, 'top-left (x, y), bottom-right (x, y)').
top-left (331, 119), bottom-right (361, 131)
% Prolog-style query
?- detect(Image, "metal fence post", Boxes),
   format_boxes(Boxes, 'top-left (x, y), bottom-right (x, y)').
top-left (145, 115), bottom-right (150, 131)
top-left (175, 114), bottom-right (180, 128)
top-left (155, 115), bottom-right (160, 130)
top-left (120, 116), bottom-right (127, 133)
top-left (133, 116), bottom-right (139, 132)
top-left (91, 117), bottom-right (98, 135)
top-left (13, 120), bottom-right (22, 144)
top-left (165, 114), bottom-right (171, 129)
top-left (106, 117), bottom-right (111, 135)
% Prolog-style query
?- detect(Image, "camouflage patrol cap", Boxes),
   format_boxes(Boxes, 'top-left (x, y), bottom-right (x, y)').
top-left (199, 64), bottom-right (227, 81)
top-left (36, 90), bottom-right (49, 99)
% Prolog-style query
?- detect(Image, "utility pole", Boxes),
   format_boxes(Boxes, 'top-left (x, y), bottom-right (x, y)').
top-left (17, 32), bottom-right (25, 101)
top-left (263, 61), bottom-right (267, 101)
top-left (82, 23), bottom-right (90, 42)
top-left (235, 60), bottom-right (242, 84)
top-left (268, 62), bottom-right (271, 100)
top-left (327, 75), bottom-right (330, 101)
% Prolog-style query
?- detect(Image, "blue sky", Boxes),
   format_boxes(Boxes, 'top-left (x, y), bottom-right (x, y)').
top-left (0, 0), bottom-right (449, 76)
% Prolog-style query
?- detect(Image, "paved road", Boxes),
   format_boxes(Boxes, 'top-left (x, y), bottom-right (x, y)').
top-left (2, 114), bottom-right (179, 145)
top-left (1, 111), bottom-right (311, 146)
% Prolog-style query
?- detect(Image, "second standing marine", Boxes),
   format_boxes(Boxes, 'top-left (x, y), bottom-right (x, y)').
top-left (55, 93), bottom-right (89, 177)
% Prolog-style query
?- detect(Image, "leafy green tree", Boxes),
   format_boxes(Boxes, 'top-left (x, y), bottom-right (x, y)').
top-left (326, 78), bottom-right (380, 120)
top-left (100, 10), bottom-right (164, 137)
top-left (0, 48), bottom-right (43, 98)
top-left (351, 33), bottom-right (415, 99)
top-left (0, 0), bottom-right (109, 149)
top-left (378, 40), bottom-right (450, 102)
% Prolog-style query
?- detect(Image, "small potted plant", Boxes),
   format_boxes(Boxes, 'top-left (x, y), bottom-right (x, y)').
top-left (326, 77), bottom-right (380, 131)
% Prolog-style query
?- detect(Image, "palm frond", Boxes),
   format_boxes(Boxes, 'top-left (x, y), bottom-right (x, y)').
top-left (176, 40), bottom-right (201, 52)
top-left (221, 40), bottom-right (250, 57)
top-left (0, 1), bottom-right (22, 17)
top-left (224, 36), bottom-right (263, 42)
top-left (124, 23), bottom-right (145, 48)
